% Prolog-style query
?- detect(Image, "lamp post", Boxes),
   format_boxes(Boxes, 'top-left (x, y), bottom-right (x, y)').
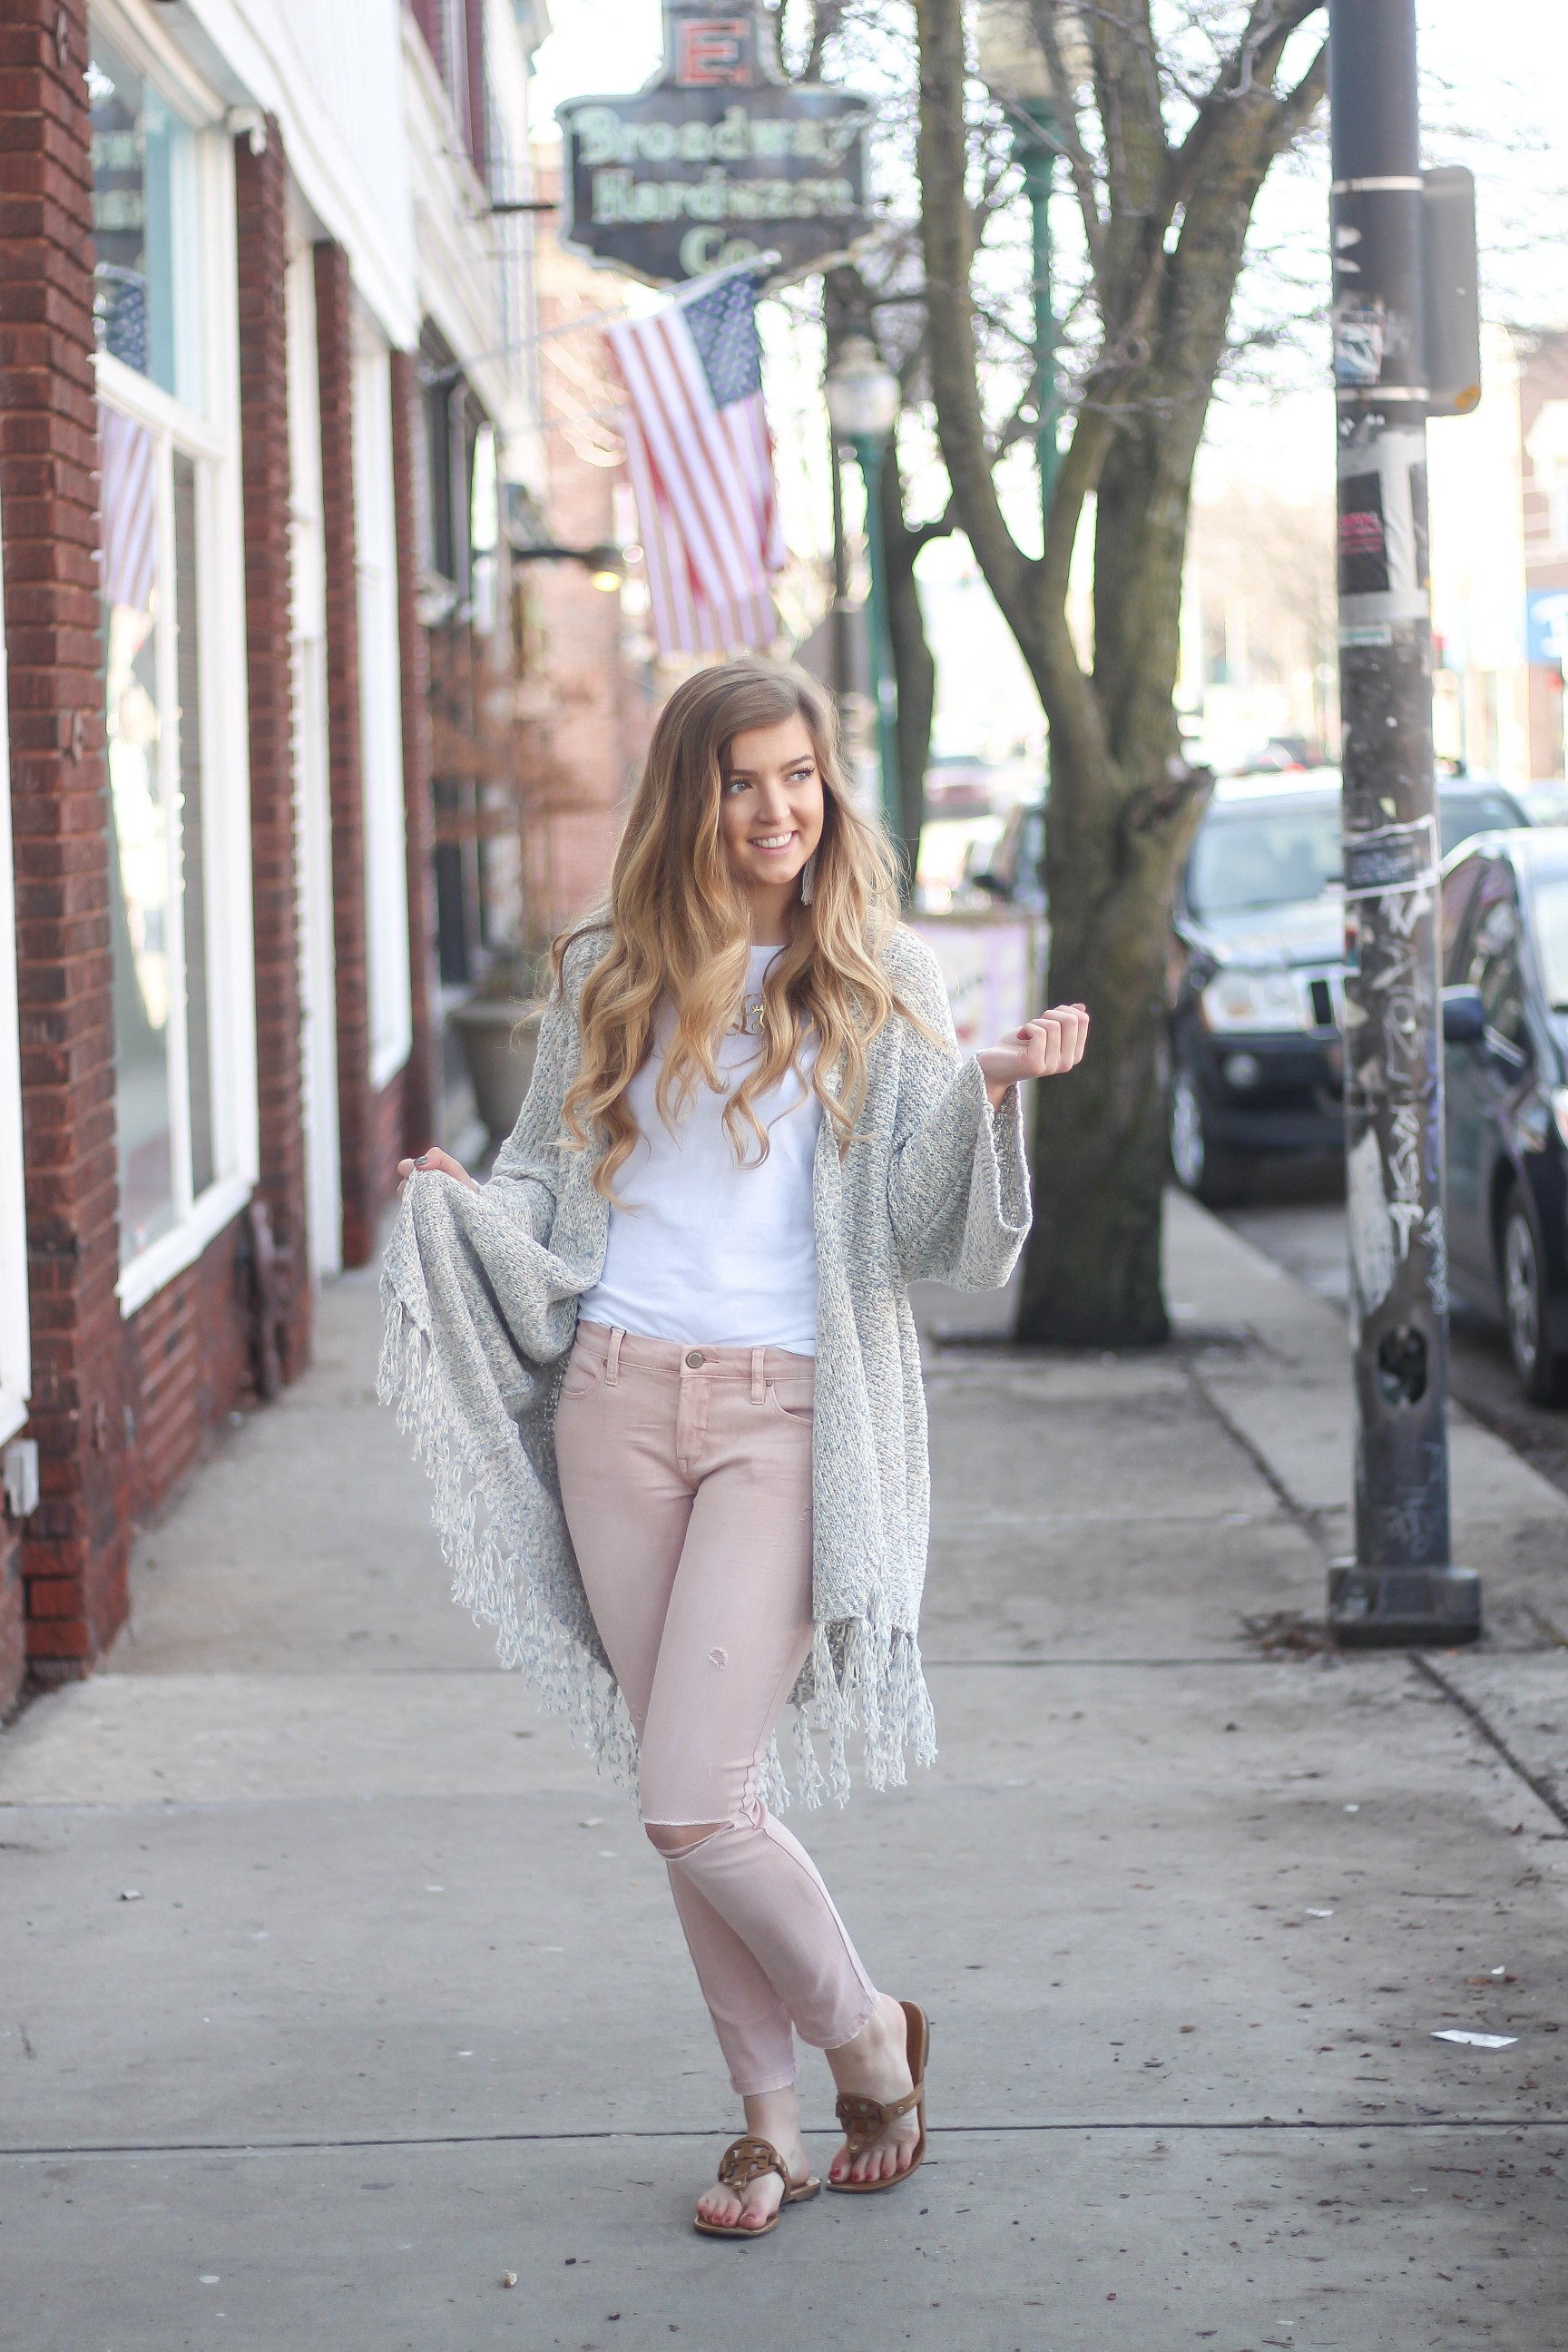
top-left (825, 335), bottom-right (902, 846)
top-left (976, 2), bottom-right (1074, 537)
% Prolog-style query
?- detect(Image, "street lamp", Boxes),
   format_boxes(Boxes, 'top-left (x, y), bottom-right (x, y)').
top-left (825, 335), bottom-right (901, 847)
top-left (976, 1), bottom-right (1081, 537)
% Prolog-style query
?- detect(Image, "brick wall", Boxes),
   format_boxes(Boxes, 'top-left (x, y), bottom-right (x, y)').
top-left (525, 161), bottom-right (649, 937)
top-left (0, 0), bottom-right (131, 1690)
top-left (389, 347), bottom-right (437, 1159)
top-left (236, 119), bottom-right (311, 1375)
top-left (314, 241), bottom-right (377, 1268)
top-left (121, 1215), bottom-right (250, 1521)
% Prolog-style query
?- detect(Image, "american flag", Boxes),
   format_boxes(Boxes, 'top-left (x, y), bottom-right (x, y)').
top-left (609, 266), bottom-right (785, 658)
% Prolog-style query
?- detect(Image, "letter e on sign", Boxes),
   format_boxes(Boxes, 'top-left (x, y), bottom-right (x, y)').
top-left (678, 21), bottom-right (748, 83)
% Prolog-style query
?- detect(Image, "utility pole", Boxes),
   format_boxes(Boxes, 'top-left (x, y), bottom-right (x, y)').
top-left (1328, 0), bottom-right (1479, 1643)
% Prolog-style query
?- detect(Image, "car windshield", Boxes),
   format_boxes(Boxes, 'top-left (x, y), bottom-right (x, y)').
top-left (1530, 872), bottom-right (1568, 1009)
top-left (1188, 805), bottom-right (1342, 916)
top-left (1440, 789), bottom-right (1525, 858)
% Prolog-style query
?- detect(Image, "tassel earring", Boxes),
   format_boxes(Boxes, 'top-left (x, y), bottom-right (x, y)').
top-left (799, 854), bottom-right (817, 906)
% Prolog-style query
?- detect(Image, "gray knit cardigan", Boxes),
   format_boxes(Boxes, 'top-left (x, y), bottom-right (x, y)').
top-left (378, 923), bottom-right (1031, 1806)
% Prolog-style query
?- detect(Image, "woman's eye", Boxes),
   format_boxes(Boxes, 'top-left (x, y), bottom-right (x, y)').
top-left (723, 778), bottom-right (750, 796)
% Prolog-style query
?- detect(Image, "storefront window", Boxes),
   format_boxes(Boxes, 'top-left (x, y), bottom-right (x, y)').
top-left (103, 407), bottom-right (176, 1257)
top-left (92, 28), bottom-right (250, 1296)
top-left (88, 34), bottom-right (202, 408)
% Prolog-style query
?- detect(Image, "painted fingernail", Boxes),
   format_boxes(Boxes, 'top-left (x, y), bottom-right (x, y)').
top-left (414, 1155), bottom-right (429, 1168)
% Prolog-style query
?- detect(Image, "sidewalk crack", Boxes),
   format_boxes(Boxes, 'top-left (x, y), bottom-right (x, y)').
top-left (1410, 1653), bottom-right (1568, 1833)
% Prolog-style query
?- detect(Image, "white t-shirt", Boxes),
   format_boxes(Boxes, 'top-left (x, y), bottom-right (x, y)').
top-left (579, 946), bottom-right (822, 1354)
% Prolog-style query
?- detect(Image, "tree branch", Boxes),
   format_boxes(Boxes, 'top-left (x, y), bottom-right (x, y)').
top-left (914, 0), bottom-right (1031, 618)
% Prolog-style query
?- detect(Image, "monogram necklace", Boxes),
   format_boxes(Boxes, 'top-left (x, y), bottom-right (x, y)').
top-left (730, 948), bottom-right (780, 1038)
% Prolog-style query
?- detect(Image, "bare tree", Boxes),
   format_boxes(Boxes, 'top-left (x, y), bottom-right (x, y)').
top-left (915, 0), bottom-right (1328, 1343)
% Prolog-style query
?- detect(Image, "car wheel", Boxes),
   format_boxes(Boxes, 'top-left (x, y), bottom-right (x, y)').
top-left (1501, 1188), bottom-right (1568, 1406)
top-left (1170, 1060), bottom-right (1248, 1207)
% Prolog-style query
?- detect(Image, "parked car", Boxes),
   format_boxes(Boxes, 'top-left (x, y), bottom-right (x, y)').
top-left (1436, 777), bottom-right (1534, 854)
top-left (1166, 771), bottom-right (1534, 1203)
top-left (966, 798), bottom-right (1047, 914)
top-left (1440, 825), bottom-right (1568, 1401)
top-left (1167, 772), bottom-right (1348, 1201)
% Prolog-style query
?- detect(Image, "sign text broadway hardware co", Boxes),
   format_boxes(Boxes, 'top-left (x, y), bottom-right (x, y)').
top-left (558, 85), bottom-right (875, 287)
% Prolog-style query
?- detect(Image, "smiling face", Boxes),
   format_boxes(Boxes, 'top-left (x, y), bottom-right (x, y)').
top-left (717, 713), bottom-right (827, 914)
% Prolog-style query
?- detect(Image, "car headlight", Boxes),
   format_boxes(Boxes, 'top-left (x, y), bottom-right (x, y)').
top-left (1200, 970), bottom-right (1308, 1034)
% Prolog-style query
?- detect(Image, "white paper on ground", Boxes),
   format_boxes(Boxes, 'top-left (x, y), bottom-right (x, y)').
top-left (1431, 2030), bottom-right (1517, 2050)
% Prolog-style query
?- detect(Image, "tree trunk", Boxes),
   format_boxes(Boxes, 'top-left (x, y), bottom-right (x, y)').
top-left (1016, 742), bottom-right (1204, 1347)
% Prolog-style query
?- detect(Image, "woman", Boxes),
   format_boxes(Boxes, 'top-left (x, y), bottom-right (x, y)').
top-left (382, 657), bottom-right (1087, 2238)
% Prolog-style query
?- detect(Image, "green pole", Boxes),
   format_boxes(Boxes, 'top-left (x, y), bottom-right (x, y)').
top-left (850, 430), bottom-right (902, 854)
top-left (1018, 98), bottom-right (1060, 544)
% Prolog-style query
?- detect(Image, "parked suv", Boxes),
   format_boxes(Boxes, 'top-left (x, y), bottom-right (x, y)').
top-left (1168, 773), bottom-right (1348, 1202)
top-left (1167, 771), bottom-right (1531, 1203)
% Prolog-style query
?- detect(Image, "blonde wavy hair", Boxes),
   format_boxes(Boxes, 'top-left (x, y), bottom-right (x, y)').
top-left (556, 656), bottom-right (916, 1199)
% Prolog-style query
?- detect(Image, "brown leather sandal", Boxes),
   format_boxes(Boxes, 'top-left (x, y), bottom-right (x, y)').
top-left (827, 1999), bottom-right (929, 2195)
top-left (692, 2135), bottom-right (821, 2239)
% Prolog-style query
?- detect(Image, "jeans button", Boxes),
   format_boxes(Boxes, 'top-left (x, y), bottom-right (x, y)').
top-left (684, 1348), bottom-right (705, 1368)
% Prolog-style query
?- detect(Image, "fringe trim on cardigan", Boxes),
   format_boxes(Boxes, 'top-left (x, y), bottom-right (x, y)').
top-left (378, 1289), bottom-right (938, 1811)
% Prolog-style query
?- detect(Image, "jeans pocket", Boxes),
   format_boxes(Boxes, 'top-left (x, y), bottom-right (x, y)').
top-left (558, 1351), bottom-right (604, 1403)
top-left (764, 1377), bottom-right (815, 1424)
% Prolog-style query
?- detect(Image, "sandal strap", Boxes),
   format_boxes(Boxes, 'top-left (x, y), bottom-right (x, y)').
top-left (834, 2081), bottom-right (924, 2151)
top-left (715, 2135), bottom-right (789, 2191)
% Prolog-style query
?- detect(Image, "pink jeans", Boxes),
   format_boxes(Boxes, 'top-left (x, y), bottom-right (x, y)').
top-left (554, 1320), bottom-right (879, 2094)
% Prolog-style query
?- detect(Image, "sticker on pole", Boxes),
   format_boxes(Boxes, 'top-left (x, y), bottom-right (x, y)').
top-left (1343, 816), bottom-right (1438, 901)
top-left (1334, 299), bottom-right (1386, 387)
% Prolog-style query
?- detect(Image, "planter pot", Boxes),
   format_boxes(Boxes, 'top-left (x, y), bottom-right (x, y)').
top-left (448, 997), bottom-right (544, 1143)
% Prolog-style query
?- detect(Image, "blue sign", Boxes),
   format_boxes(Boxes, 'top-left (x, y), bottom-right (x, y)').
top-left (1527, 588), bottom-right (1568, 667)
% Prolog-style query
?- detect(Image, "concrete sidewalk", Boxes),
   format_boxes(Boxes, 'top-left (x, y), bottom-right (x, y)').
top-left (2, 1200), bottom-right (1566, 2349)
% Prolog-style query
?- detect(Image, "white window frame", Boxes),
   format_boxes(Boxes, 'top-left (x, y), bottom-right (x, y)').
top-left (0, 492), bottom-right (31, 1446)
top-left (93, 21), bottom-right (258, 1318)
top-left (285, 224), bottom-right (343, 1279)
top-left (352, 313), bottom-right (413, 1093)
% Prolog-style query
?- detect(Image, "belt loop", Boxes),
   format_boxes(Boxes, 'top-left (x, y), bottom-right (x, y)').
top-left (751, 1347), bottom-right (765, 1405)
top-left (607, 1328), bottom-right (624, 1387)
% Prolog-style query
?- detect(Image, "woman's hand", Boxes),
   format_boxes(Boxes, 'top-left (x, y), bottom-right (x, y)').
top-left (396, 1147), bottom-right (478, 1201)
top-left (976, 1004), bottom-right (1090, 1109)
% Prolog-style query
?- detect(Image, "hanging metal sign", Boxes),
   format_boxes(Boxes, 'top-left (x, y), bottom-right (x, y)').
top-left (556, 1), bottom-right (877, 287)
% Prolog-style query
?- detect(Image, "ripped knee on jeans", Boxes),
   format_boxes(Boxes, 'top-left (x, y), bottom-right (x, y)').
top-left (644, 1819), bottom-right (730, 1860)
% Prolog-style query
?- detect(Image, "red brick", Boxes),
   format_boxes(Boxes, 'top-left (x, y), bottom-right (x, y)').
top-left (236, 122), bottom-right (311, 1377)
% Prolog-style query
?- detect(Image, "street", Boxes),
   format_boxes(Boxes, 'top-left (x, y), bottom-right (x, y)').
top-left (3, 1195), bottom-right (1565, 2348)
top-left (1221, 1181), bottom-right (1568, 1541)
